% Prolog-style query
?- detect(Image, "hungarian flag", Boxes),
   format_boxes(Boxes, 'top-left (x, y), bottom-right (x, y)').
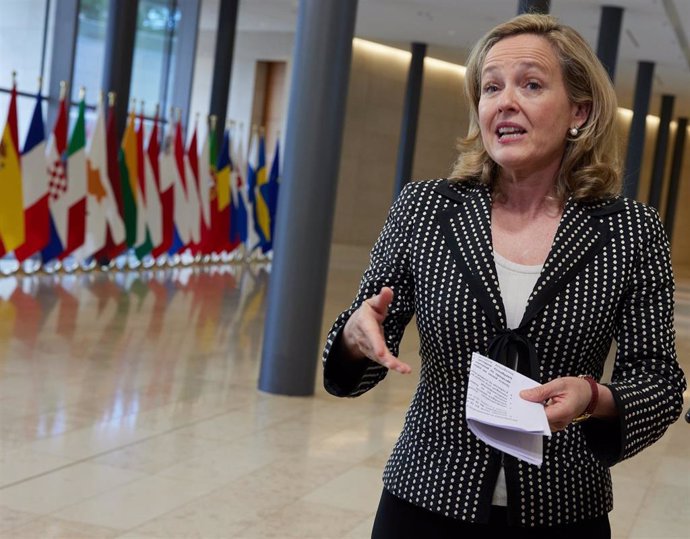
top-left (15, 90), bottom-right (49, 262)
top-left (0, 81), bottom-right (24, 254)
top-left (120, 110), bottom-right (138, 248)
top-left (133, 111), bottom-right (154, 259)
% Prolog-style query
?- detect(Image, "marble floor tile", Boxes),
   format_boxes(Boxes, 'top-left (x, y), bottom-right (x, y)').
top-left (53, 475), bottom-right (220, 531)
top-left (0, 505), bottom-right (39, 534)
top-left (239, 500), bottom-right (371, 538)
top-left (302, 465), bottom-right (384, 513)
top-left (8, 516), bottom-right (121, 539)
top-left (0, 462), bottom-right (145, 514)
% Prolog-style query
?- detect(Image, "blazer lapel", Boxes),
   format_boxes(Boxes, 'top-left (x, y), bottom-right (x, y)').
top-left (435, 181), bottom-right (506, 329)
top-left (520, 198), bottom-right (619, 327)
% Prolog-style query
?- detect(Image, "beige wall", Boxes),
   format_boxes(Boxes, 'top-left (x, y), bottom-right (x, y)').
top-left (333, 42), bottom-right (690, 274)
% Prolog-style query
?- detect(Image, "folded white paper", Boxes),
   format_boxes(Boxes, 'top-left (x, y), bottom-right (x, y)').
top-left (466, 352), bottom-right (551, 466)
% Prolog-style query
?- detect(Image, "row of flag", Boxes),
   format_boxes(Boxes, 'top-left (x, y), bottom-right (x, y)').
top-left (0, 82), bottom-right (281, 271)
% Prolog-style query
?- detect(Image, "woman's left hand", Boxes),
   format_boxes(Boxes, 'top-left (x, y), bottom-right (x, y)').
top-left (519, 377), bottom-right (594, 432)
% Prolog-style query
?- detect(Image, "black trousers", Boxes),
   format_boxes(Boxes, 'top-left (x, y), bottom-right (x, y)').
top-left (372, 489), bottom-right (611, 539)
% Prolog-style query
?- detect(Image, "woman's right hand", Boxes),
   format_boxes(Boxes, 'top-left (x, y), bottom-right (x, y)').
top-left (340, 287), bottom-right (412, 374)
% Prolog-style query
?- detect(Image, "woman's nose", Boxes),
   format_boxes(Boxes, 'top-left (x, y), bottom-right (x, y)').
top-left (497, 86), bottom-right (518, 112)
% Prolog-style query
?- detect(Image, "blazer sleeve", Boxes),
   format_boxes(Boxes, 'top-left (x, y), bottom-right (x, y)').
top-left (322, 182), bottom-right (419, 397)
top-left (583, 206), bottom-right (687, 465)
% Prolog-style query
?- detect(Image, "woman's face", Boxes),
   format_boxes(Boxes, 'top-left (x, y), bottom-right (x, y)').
top-left (478, 33), bottom-right (586, 179)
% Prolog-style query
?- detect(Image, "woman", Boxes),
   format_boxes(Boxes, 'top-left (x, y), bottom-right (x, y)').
top-left (322, 13), bottom-right (686, 538)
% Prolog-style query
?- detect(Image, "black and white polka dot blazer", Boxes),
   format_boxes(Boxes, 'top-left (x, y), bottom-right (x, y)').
top-left (323, 179), bottom-right (686, 528)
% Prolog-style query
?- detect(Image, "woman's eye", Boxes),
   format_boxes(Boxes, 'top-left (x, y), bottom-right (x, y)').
top-left (483, 84), bottom-right (498, 93)
top-left (526, 81), bottom-right (541, 90)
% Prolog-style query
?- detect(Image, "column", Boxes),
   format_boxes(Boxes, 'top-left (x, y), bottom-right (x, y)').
top-left (209, 0), bottom-right (239, 150)
top-left (623, 61), bottom-right (655, 199)
top-left (101, 0), bottom-right (139, 140)
top-left (393, 42), bottom-right (426, 199)
top-left (47, 0), bottom-right (79, 128)
top-left (596, 6), bottom-right (624, 81)
top-left (648, 94), bottom-right (674, 210)
top-left (258, 0), bottom-right (359, 396)
top-left (663, 117), bottom-right (687, 243)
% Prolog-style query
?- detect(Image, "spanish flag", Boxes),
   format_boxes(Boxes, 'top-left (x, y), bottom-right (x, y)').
top-left (0, 81), bottom-right (24, 253)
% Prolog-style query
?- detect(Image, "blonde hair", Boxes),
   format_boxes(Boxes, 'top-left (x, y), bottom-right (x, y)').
top-left (450, 14), bottom-right (621, 201)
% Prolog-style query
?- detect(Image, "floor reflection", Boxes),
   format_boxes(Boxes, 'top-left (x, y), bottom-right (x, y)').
top-left (0, 264), bottom-right (269, 440)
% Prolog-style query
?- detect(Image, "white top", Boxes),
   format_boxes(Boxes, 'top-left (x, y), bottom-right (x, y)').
top-left (491, 250), bottom-right (543, 506)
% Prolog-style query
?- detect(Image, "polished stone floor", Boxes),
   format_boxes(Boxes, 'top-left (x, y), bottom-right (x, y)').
top-left (0, 245), bottom-right (688, 538)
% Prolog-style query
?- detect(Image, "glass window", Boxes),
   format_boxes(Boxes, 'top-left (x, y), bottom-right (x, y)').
top-left (72, 0), bottom-right (109, 106)
top-left (0, 0), bottom-right (51, 142)
top-left (130, 0), bottom-right (180, 119)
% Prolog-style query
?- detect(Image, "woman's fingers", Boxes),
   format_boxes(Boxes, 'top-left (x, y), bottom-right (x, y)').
top-left (519, 377), bottom-right (591, 432)
top-left (343, 287), bottom-right (411, 374)
top-left (366, 287), bottom-right (394, 320)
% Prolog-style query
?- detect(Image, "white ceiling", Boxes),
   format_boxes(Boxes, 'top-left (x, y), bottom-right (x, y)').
top-left (236, 0), bottom-right (690, 119)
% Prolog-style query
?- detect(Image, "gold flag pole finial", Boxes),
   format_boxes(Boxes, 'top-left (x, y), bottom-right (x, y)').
top-left (107, 91), bottom-right (116, 107)
top-left (59, 81), bottom-right (67, 100)
top-left (79, 86), bottom-right (86, 100)
top-left (209, 114), bottom-right (218, 130)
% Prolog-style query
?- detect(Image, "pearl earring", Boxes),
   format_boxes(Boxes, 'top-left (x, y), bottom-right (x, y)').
top-left (569, 126), bottom-right (579, 136)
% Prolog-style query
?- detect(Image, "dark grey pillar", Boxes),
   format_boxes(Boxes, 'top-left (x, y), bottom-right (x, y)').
top-left (663, 118), bottom-right (687, 243)
top-left (102, 0), bottom-right (139, 140)
top-left (596, 6), bottom-right (624, 81)
top-left (517, 0), bottom-right (550, 14)
top-left (167, 0), bottom-right (201, 133)
top-left (209, 0), bottom-right (239, 152)
top-left (393, 42), bottom-right (426, 199)
top-left (648, 94), bottom-right (675, 210)
top-left (258, 0), bottom-right (359, 396)
top-left (47, 0), bottom-right (79, 128)
top-left (623, 61), bottom-right (655, 199)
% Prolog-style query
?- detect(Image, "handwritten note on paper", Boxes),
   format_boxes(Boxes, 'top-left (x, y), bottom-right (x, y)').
top-left (466, 352), bottom-right (551, 466)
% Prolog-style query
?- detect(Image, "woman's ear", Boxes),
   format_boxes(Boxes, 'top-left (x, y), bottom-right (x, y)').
top-left (573, 102), bottom-right (592, 126)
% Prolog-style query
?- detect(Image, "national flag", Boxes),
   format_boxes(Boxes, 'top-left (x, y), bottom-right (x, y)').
top-left (41, 89), bottom-right (71, 262)
top-left (0, 81), bottom-right (25, 253)
top-left (169, 116), bottom-right (191, 254)
top-left (235, 126), bottom-right (259, 251)
top-left (120, 109), bottom-right (138, 247)
top-left (57, 94), bottom-right (88, 260)
top-left (132, 110), bottom-right (155, 259)
top-left (14, 90), bottom-right (49, 262)
top-left (185, 120), bottom-right (202, 249)
top-left (259, 137), bottom-right (281, 252)
top-left (152, 116), bottom-right (175, 258)
top-left (94, 93), bottom-right (126, 262)
top-left (215, 128), bottom-right (232, 253)
top-left (248, 129), bottom-right (270, 251)
top-left (144, 110), bottom-right (164, 252)
top-left (75, 96), bottom-right (125, 260)
top-left (197, 119), bottom-right (214, 255)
